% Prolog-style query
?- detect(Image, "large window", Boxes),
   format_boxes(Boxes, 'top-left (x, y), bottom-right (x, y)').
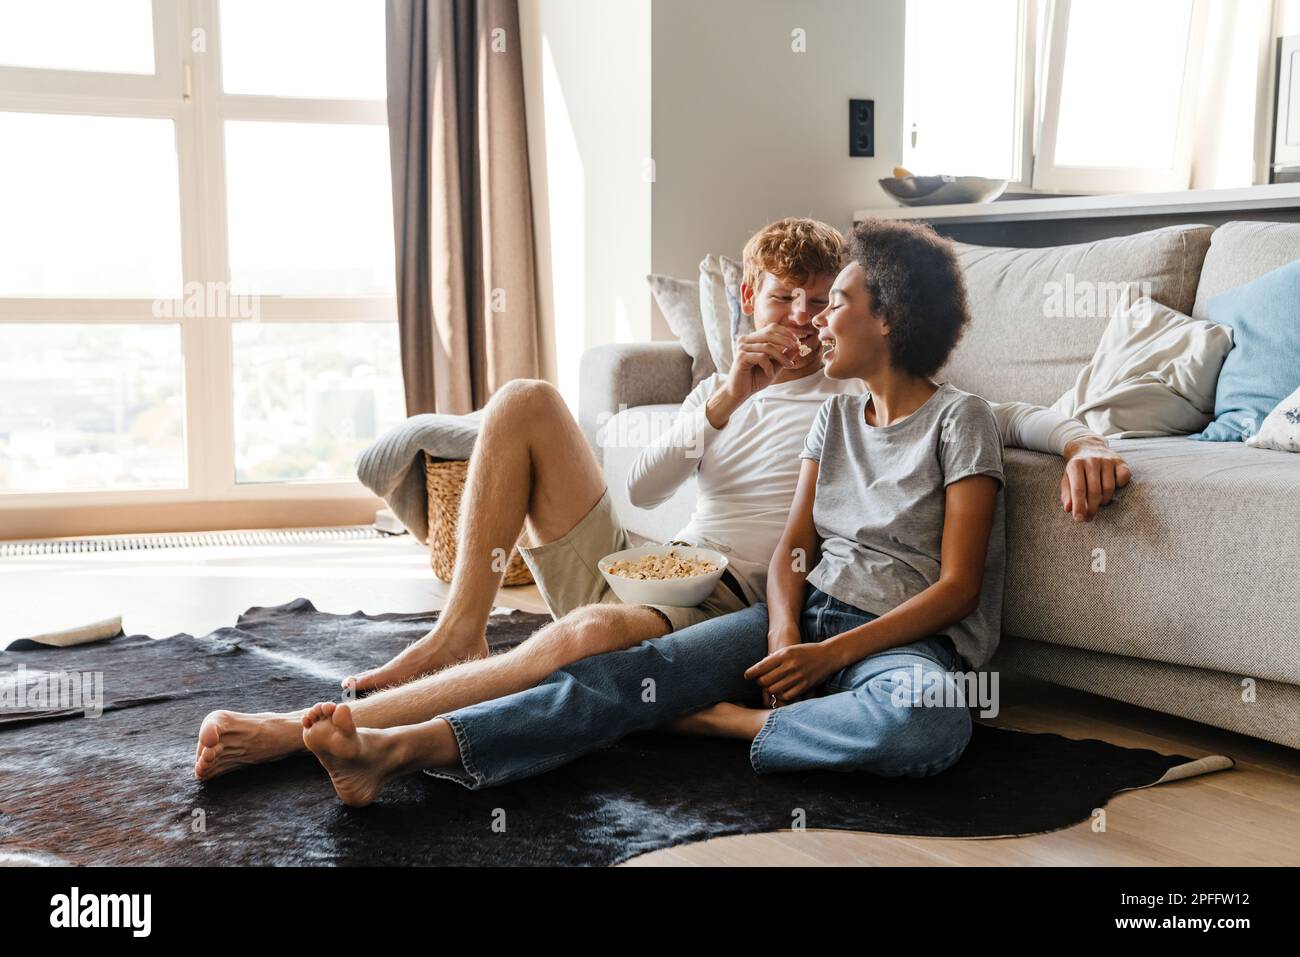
top-left (0, 0), bottom-right (403, 511)
top-left (904, 0), bottom-right (1212, 193)
top-left (1035, 0), bottom-right (1206, 192)
top-left (904, 0), bottom-right (1035, 183)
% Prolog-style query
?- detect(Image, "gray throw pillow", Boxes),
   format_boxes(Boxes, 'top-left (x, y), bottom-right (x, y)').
top-left (648, 273), bottom-right (716, 387)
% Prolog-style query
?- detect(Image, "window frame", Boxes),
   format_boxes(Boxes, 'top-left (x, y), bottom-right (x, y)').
top-left (1031, 0), bottom-right (1210, 194)
top-left (0, 0), bottom-right (397, 523)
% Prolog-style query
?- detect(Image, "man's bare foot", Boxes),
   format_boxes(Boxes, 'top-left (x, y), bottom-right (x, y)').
top-left (301, 704), bottom-right (461, 807)
top-left (300, 702), bottom-right (403, 807)
top-left (665, 702), bottom-right (771, 740)
top-left (342, 625), bottom-right (489, 694)
top-left (194, 709), bottom-right (308, 781)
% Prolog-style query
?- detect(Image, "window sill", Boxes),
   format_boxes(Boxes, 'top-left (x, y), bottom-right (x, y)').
top-left (854, 183), bottom-right (1300, 226)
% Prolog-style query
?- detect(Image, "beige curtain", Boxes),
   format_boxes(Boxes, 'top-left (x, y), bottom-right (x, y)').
top-left (386, 0), bottom-right (541, 415)
top-left (1190, 0), bottom-right (1276, 189)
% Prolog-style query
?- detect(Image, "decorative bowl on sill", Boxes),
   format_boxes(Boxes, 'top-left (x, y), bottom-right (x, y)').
top-left (878, 174), bottom-right (1009, 207)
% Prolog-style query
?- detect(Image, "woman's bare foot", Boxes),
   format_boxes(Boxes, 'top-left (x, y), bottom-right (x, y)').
top-left (342, 624), bottom-right (489, 694)
top-left (194, 709), bottom-right (308, 781)
top-left (665, 702), bottom-right (771, 740)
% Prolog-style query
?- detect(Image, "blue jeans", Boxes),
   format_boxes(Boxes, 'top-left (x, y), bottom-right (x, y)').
top-left (429, 587), bottom-right (973, 790)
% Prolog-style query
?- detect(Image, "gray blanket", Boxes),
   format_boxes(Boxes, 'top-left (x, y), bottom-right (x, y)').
top-left (354, 411), bottom-right (485, 542)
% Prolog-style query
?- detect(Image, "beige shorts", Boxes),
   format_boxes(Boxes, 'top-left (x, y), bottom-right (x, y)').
top-left (516, 490), bottom-right (747, 633)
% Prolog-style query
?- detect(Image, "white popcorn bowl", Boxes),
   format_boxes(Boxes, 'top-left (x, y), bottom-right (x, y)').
top-left (597, 543), bottom-right (729, 608)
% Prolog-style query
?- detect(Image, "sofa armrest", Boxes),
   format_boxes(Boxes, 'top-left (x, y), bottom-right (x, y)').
top-left (579, 341), bottom-right (693, 459)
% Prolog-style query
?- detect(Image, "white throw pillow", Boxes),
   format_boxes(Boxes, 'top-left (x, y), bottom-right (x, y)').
top-left (1246, 383), bottom-right (1300, 452)
top-left (698, 254), bottom-right (735, 373)
top-left (1051, 297), bottom-right (1234, 438)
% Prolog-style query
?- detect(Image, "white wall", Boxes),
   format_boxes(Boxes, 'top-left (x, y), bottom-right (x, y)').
top-left (520, 0), bottom-right (905, 374)
top-left (518, 0), bottom-right (653, 411)
top-left (650, 0), bottom-right (906, 334)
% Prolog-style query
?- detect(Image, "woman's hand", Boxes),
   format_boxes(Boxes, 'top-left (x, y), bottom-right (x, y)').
top-left (767, 622), bottom-right (802, 655)
top-left (762, 624), bottom-right (805, 707)
top-left (745, 642), bottom-right (839, 703)
top-left (761, 458), bottom-right (821, 707)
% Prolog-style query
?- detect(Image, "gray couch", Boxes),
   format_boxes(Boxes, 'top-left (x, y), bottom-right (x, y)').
top-left (579, 220), bottom-right (1300, 751)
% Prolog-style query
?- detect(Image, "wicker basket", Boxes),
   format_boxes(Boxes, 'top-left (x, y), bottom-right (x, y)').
top-left (424, 456), bottom-right (534, 586)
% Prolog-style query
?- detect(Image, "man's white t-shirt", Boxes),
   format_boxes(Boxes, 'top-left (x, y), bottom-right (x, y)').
top-left (625, 370), bottom-right (1093, 606)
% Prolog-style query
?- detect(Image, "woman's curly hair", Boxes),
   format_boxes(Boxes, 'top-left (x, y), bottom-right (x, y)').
top-left (846, 219), bottom-right (971, 377)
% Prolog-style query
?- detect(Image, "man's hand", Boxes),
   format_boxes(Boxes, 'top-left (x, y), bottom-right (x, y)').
top-left (705, 326), bottom-right (801, 429)
top-left (745, 642), bottom-right (838, 703)
top-left (1060, 436), bottom-right (1133, 522)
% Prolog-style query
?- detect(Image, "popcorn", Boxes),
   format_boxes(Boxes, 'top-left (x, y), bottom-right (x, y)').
top-left (797, 342), bottom-right (812, 356)
top-left (605, 549), bottom-right (718, 580)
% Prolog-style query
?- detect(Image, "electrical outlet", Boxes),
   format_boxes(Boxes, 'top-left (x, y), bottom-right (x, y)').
top-left (849, 98), bottom-right (874, 157)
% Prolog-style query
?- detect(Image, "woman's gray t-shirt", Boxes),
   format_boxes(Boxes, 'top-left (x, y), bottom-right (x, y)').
top-left (800, 383), bottom-right (1006, 670)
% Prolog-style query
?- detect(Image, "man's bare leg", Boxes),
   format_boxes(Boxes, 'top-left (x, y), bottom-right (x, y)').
top-left (194, 603), bottom-right (669, 779)
top-left (345, 378), bottom-right (609, 692)
top-left (300, 700), bottom-right (773, 809)
top-left (195, 378), bottom-right (614, 781)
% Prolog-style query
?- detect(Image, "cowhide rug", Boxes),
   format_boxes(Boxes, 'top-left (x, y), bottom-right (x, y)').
top-left (0, 599), bottom-right (1232, 866)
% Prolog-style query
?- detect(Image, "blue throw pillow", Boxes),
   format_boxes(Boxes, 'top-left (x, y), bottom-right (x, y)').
top-left (1190, 258), bottom-right (1300, 442)
top-left (721, 256), bottom-right (755, 344)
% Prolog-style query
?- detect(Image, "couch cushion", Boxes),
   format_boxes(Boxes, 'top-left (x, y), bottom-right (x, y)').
top-left (1051, 296), bottom-right (1232, 438)
top-left (599, 404), bottom-right (699, 545)
top-left (944, 225), bottom-right (1214, 406)
top-left (1192, 258), bottom-right (1300, 442)
top-left (1192, 220), bottom-right (1300, 318)
top-left (1247, 382), bottom-right (1300, 453)
top-left (1002, 437), bottom-right (1300, 684)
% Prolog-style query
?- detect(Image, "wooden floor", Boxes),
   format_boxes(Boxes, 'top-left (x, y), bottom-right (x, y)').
top-left (4, 533), bottom-right (1298, 866)
top-left (627, 688), bottom-right (1300, 866)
